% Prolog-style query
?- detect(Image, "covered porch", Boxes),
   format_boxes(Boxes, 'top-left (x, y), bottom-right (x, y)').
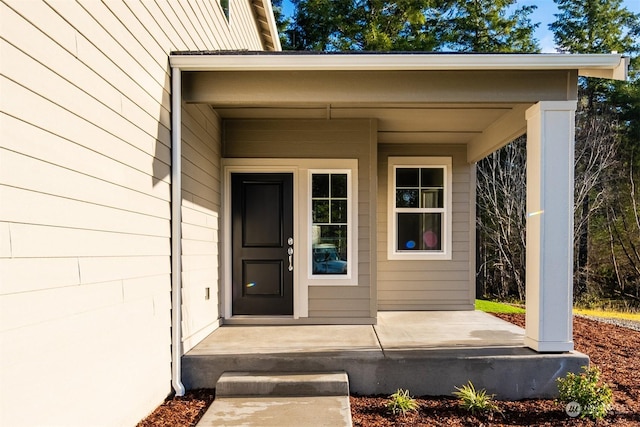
top-left (169, 53), bottom-right (629, 379)
top-left (182, 311), bottom-right (588, 399)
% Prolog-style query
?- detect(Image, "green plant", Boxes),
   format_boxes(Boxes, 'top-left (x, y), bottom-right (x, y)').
top-left (475, 299), bottom-right (525, 314)
top-left (557, 366), bottom-right (613, 420)
top-left (453, 381), bottom-right (499, 414)
top-left (386, 388), bottom-right (419, 416)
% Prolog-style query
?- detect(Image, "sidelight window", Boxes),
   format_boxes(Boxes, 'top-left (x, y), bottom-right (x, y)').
top-left (310, 171), bottom-right (351, 277)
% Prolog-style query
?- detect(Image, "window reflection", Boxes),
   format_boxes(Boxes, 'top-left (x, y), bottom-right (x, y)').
top-left (394, 167), bottom-right (445, 252)
top-left (312, 173), bottom-right (348, 275)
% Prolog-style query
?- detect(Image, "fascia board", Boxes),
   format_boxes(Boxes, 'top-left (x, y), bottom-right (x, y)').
top-left (580, 55), bottom-right (629, 80)
top-left (170, 53), bottom-right (628, 81)
top-left (262, 0), bottom-right (282, 51)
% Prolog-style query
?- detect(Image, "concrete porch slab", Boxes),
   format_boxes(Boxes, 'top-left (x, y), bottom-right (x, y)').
top-left (182, 311), bottom-right (589, 400)
top-left (375, 311), bottom-right (525, 350)
top-left (187, 325), bottom-right (380, 356)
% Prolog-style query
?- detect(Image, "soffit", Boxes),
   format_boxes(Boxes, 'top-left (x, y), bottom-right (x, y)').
top-left (183, 68), bottom-right (546, 148)
top-left (215, 103), bottom-right (525, 145)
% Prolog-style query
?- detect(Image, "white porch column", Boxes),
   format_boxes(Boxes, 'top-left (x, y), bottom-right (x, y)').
top-left (524, 101), bottom-right (577, 353)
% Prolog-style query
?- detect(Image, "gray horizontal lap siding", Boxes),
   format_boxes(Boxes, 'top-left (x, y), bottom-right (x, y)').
top-left (377, 144), bottom-right (475, 311)
top-left (223, 119), bottom-right (377, 321)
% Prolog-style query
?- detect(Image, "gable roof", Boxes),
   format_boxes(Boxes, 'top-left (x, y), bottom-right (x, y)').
top-left (250, 0), bottom-right (281, 51)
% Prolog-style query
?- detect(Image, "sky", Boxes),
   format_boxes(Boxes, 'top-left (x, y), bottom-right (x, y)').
top-left (281, 0), bottom-right (640, 53)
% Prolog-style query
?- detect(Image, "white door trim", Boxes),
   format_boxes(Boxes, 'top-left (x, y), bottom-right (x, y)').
top-left (222, 159), bottom-right (306, 319)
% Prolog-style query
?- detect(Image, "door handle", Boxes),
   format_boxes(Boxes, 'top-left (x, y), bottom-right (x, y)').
top-left (287, 247), bottom-right (293, 271)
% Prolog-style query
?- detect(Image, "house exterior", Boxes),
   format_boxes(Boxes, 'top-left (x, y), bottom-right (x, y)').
top-left (0, 1), bottom-right (628, 426)
top-left (171, 53), bottom-right (626, 337)
top-left (0, 1), bottom-right (278, 425)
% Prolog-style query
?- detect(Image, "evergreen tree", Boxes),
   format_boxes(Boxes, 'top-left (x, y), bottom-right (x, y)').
top-left (551, 0), bottom-right (639, 109)
top-left (286, 0), bottom-right (538, 52)
top-left (271, 0), bottom-right (295, 49)
top-left (551, 0), bottom-right (638, 55)
top-left (551, 0), bottom-right (640, 303)
top-left (288, 0), bottom-right (444, 51)
top-left (440, 0), bottom-right (538, 52)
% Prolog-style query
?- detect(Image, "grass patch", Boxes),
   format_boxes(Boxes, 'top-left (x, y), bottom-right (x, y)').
top-left (573, 308), bottom-right (640, 322)
top-left (475, 299), bottom-right (525, 314)
top-left (476, 300), bottom-right (638, 320)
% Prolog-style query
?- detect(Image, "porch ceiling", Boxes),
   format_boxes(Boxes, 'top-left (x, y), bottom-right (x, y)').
top-left (213, 102), bottom-right (528, 146)
top-left (173, 52), bottom-right (628, 162)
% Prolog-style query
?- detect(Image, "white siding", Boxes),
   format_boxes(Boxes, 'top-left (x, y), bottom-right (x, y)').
top-left (0, 0), bottom-right (265, 425)
top-left (377, 144), bottom-right (475, 310)
top-left (181, 104), bottom-right (223, 351)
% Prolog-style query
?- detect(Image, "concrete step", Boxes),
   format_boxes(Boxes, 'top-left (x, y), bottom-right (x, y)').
top-left (195, 371), bottom-right (352, 426)
top-left (196, 396), bottom-right (352, 427)
top-left (216, 371), bottom-right (349, 397)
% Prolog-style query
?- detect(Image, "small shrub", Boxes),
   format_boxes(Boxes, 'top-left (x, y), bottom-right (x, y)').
top-left (386, 388), bottom-right (419, 416)
top-left (557, 366), bottom-right (613, 420)
top-left (453, 381), bottom-right (499, 414)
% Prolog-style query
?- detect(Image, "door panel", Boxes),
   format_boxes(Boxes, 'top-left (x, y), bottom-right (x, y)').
top-left (242, 182), bottom-right (283, 247)
top-left (231, 173), bottom-right (293, 315)
top-left (243, 261), bottom-right (283, 295)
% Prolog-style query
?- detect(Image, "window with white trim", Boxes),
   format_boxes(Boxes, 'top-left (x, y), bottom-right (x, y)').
top-left (309, 170), bottom-right (353, 279)
top-left (388, 157), bottom-right (452, 260)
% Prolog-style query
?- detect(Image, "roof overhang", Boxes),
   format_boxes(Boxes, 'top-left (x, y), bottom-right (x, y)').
top-left (169, 52), bottom-right (628, 163)
top-left (170, 52), bottom-right (628, 80)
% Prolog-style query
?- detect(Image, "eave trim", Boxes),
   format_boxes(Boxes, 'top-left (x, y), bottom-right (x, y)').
top-left (169, 53), bottom-right (627, 81)
top-left (250, 0), bottom-right (282, 51)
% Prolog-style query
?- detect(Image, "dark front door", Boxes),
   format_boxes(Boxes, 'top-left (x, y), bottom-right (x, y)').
top-left (231, 173), bottom-right (294, 315)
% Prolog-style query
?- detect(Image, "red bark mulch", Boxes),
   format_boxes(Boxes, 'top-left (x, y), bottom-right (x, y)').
top-left (136, 389), bottom-right (215, 427)
top-left (138, 314), bottom-right (640, 426)
top-left (349, 314), bottom-right (640, 426)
